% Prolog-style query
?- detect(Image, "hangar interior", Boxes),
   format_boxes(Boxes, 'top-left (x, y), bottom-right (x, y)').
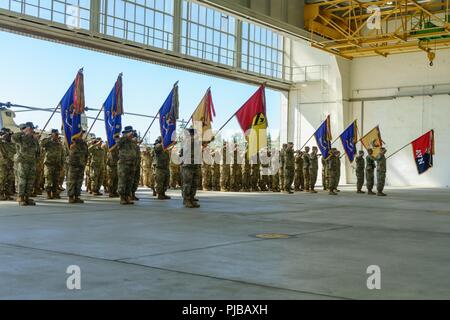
top-left (1, 0), bottom-right (449, 187)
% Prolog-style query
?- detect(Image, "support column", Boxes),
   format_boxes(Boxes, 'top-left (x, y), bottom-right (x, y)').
top-left (173, 0), bottom-right (183, 54)
top-left (90, 0), bottom-right (101, 33)
top-left (235, 20), bottom-right (242, 69)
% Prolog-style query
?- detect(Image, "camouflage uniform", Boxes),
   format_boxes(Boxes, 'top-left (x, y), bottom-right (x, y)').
top-left (12, 132), bottom-right (40, 205)
top-left (202, 163), bottom-right (212, 191)
top-left (309, 152), bottom-right (319, 192)
top-left (170, 162), bottom-right (181, 189)
top-left (327, 153), bottom-right (338, 195)
top-left (181, 134), bottom-right (200, 208)
top-left (141, 147), bottom-right (154, 189)
top-left (33, 140), bottom-right (45, 196)
top-left (106, 147), bottom-right (119, 197)
top-left (220, 144), bottom-right (230, 191)
top-left (41, 137), bottom-right (64, 198)
top-left (355, 154), bottom-right (365, 192)
top-left (102, 144), bottom-right (109, 192)
top-left (0, 135), bottom-right (15, 200)
top-left (154, 142), bottom-right (170, 199)
top-left (321, 156), bottom-right (329, 191)
top-left (302, 151), bottom-right (311, 191)
top-left (88, 142), bottom-right (106, 195)
top-left (250, 154), bottom-right (260, 192)
top-left (366, 155), bottom-right (376, 193)
top-left (116, 136), bottom-right (137, 203)
top-left (259, 153), bottom-right (270, 191)
top-left (336, 155), bottom-right (341, 190)
top-left (242, 151), bottom-right (251, 192)
top-left (197, 165), bottom-right (203, 190)
top-left (230, 148), bottom-right (242, 192)
top-left (376, 153), bottom-right (387, 195)
top-left (211, 150), bottom-right (221, 191)
top-left (284, 146), bottom-right (295, 193)
top-left (132, 141), bottom-right (141, 199)
top-left (279, 145), bottom-right (286, 191)
top-left (294, 152), bottom-right (304, 191)
top-left (67, 138), bottom-right (88, 202)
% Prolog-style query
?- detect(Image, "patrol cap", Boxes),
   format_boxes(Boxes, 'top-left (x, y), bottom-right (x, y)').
top-left (24, 122), bottom-right (36, 129)
top-left (122, 125), bottom-right (133, 134)
top-left (51, 129), bottom-right (59, 134)
top-left (19, 123), bottom-right (26, 130)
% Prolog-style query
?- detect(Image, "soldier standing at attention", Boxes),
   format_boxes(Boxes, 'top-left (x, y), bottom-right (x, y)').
top-left (181, 128), bottom-right (200, 208)
top-left (33, 131), bottom-right (45, 197)
top-left (67, 132), bottom-right (88, 204)
top-left (211, 148), bottom-right (221, 191)
top-left (309, 146), bottom-right (319, 193)
top-left (141, 146), bottom-right (153, 190)
top-left (241, 146), bottom-right (251, 192)
top-left (321, 155), bottom-right (328, 191)
top-left (88, 138), bottom-right (106, 196)
top-left (365, 148), bottom-right (376, 195)
top-left (115, 126), bottom-right (136, 205)
top-left (279, 143), bottom-right (287, 192)
top-left (154, 136), bottom-right (171, 200)
top-left (0, 128), bottom-right (16, 201)
top-left (355, 150), bottom-right (365, 194)
top-left (131, 131), bottom-right (141, 201)
top-left (335, 150), bottom-right (341, 192)
top-left (376, 147), bottom-right (387, 196)
top-left (106, 145), bottom-right (119, 198)
top-left (220, 141), bottom-right (231, 192)
top-left (283, 142), bottom-right (295, 194)
top-left (102, 142), bottom-right (109, 193)
top-left (12, 122), bottom-right (40, 206)
top-left (327, 149), bottom-right (338, 195)
top-left (294, 150), bottom-right (304, 192)
top-left (41, 129), bottom-right (64, 199)
top-left (302, 146), bottom-right (311, 192)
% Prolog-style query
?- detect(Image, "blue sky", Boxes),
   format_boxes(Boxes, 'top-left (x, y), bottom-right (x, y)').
top-left (0, 31), bottom-right (281, 142)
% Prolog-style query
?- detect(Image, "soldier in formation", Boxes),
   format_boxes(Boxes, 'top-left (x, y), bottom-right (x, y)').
top-left (180, 128), bottom-right (200, 208)
top-left (355, 150), bottom-right (365, 194)
top-left (376, 147), bottom-right (387, 196)
top-left (294, 150), bottom-right (304, 192)
top-left (12, 122), bottom-right (40, 206)
top-left (309, 146), bottom-right (319, 193)
top-left (41, 129), bottom-right (64, 199)
top-left (366, 148), bottom-right (376, 195)
top-left (154, 136), bottom-right (171, 200)
top-left (0, 128), bottom-right (15, 201)
top-left (88, 137), bottom-right (106, 196)
top-left (283, 142), bottom-right (295, 194)
top-left (302, 146), bottom-right (311, 192)
top-left (67, 131), bottom-right (88, 204)
top-left (115, 126), bottom-right (137, 204)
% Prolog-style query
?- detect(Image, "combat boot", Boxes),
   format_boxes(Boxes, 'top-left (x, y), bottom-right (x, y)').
top-left (53, 192), bottom-right (61, 199)
top-left (46, 191), bottom-right (53, 199)
top-left (367, 190), bottom-right (376, 195)
top-left (328, 191), bottom-right (338, 195)
top-left (18, 196), bottom-right (28, 206)
top-left (192, 197), bottom-right (199, 202)
top-left (68, 196), bottom-right (76, 204)
top-left (126, 196), bottom-right (134, 205)
top-left (357, 190), bottom-right (365, 194)
top-left (74, 197), bottom-right (84, 204)
top-left (26, 197), bottom-right (36, 206)
top-left (162, 193), bottom-right (171, 199)
top-left (377, 192), bottom-right (387, 196)
top-left (120, 196), bottom-right (128, 205)
top-left (152, 189), bottom-right (157, 196)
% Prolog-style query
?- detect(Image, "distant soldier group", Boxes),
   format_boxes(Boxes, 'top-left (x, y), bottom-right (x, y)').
top-left (0, 124), bottom-right (389, 208)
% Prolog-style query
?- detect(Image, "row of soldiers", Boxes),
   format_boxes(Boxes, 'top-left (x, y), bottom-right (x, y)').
top-left (0, 123), bottom-right (387, 207)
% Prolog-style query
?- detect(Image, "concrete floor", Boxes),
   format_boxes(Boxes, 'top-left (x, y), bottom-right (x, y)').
top-left (0, 186), bottom-right (449, 299)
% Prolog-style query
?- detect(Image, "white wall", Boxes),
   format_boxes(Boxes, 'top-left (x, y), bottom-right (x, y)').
top-left (349, 50), bottom-right (450, 187)
top-left (287, 41), bottom-right (450, 187)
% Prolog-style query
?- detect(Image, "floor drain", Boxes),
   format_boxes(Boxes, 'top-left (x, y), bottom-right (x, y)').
top-left (254, 233), bottom-right (292, 239)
